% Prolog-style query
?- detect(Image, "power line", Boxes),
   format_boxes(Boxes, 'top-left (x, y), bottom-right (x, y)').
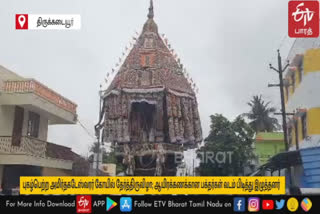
top-left (278, 34), bottom-right (288, 50)
top-left (77, 118), bottom-right (96, 140)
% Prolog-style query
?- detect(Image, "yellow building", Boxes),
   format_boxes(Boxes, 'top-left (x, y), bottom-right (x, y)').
top-left (283, 48), bottom-right (320, 188)
top-left (284, 49), bottom-right (320, 150)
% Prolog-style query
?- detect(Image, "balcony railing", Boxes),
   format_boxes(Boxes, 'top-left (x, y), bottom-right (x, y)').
top-left (0, 136), bottom-right (46, 157)
top-left (2, 79), bottom-right (77, 114)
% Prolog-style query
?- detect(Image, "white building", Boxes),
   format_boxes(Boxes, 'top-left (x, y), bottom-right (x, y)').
top-left (0, 65), bottom-right (80, 192)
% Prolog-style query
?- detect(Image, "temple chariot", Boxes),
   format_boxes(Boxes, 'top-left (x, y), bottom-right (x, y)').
top-left (99, 1), bottom-right (202, 176)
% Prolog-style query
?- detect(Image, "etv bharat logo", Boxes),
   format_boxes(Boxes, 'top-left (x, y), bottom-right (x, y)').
top-left (289, 0), bottom-right (320, 38)
top-left (76, 195), bottom-right (92, 213)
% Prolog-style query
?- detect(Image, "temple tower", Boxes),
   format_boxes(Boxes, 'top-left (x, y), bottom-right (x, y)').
top-left (102, 1), bottom-right (202, 175)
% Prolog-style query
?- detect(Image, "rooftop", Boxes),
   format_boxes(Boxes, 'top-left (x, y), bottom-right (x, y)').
top-left (106, 0), bottom-right (194, 96)
top-left (0, 65), bottom-right (77, 124)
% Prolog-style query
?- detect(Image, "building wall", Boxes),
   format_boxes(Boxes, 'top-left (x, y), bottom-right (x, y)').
top-left (285, 49), bottom-right (320, 110)
top-left (287, 38), bottom-right (320, 62)
top-left (298, 118), bottom-right (303, 142)
top-left (307, 108), bottom-right (320, 136)
top-left (287, 108), bottom-right (320, 150)
top-left (287, 110), bottom-right (320, 150)
top-left (304, 49), bottom-right (320, 73)
top-left (286, 70), bottom-right (320, 111)
top-left (99, 164), bottom-right (116, 176)
top-left (0, 154), bottom-right (73, 170)
top-left (0, 78), bottom-right (3, 91)
top-left (0, 93), bottom-right (76, 125)
top-left (255, 141), bottom-right (285, 165)
top-left (285, 48), bottom-right (320, 150)
top-left (42, 167), bottom-right (71, 176)
top-left (300, 147), bottom-right (320, 188)
top-left (0, 106), bottom-right (15, 136)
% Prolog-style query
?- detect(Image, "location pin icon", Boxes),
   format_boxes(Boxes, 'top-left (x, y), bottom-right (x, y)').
top-left (18, 15), bottom-right (26, 28)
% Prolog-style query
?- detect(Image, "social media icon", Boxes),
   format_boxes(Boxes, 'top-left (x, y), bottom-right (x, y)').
top-left (262, 200), bottom-right (274, 210)
top-left (301, 197), bottom-right (312, 212)
top-left (15, 14), bottom-right (28, 30)
top-left (120, 197), bottom-right (132, 212)
top-left (233, 197), bottom-right (245, 212)
top-left (248, 197), bottom-right (260, 212)
top-left (106, 197), bottom-right (117, 212)
top-left (287, 197), bottom-right (299, 212)
top-left (276, 199), bottom-right (285, 210)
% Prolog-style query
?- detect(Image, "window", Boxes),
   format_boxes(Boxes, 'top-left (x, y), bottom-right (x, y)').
top-left (12, 106), bottom-right (24, 146)
top-left (299, 61), bottom-right (303, 82)
top-left (288, 126), bottom-right (293, 146)
top-left (291, 73), bottom-right (296, 92)
top-left (129, 102), bottom-right (156, 143)
top-left (285, 86), bottom-right (289, 100)
top-left (145, 55), bottom-right (150, 66)
top-left (301, 114), bottom-right (307, 139)
top-left (27, 112), bottom-right (40, 138)
top-left (294, 120), bottom-right (299, 146)
top-left (141, 54), bottom-right (153, 67)
top-left (144, 38), bottom-right (154, 49)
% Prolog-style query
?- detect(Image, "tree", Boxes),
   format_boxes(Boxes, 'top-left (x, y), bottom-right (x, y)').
top-left (89, 142), bottom-right (125, 175)
top-left (244, 95), bottom-right (280, 132)
top-left (90, 142), bottom-right (102, 153)
top-left (197, 114), bottom-right (256, 176)
top-left (88, 142), bottom-right (103, 164)
top-left (103, 144), bottom-right (125, 175)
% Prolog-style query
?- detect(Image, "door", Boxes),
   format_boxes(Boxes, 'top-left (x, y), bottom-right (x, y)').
top-left (129, 102), bottom-right (156, 143)
top-left (11, 106), bottom-right (24, 146)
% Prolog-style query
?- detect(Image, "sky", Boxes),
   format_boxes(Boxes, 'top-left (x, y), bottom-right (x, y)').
top-left (0, 0), bottom-right (294, 158)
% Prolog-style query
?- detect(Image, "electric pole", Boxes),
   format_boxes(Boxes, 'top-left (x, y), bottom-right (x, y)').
top-left (268, 49), bottom-right (292, 190)
top-left (94, 88), bottom-right (104, 176)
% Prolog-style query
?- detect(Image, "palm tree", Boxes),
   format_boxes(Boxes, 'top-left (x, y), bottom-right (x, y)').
top-left (243, 95), bottom-right (280, 132)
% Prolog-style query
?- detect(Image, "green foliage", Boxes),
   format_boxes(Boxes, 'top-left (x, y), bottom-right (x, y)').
top-left (197, 114), bottom-right (256, 176)
top-left (103, 150), bottom-right (117, 163)
top-left (89, 142), bottom-right (125, 175)
top-left (103, 150), bottom-right (125, 175)
top-left (243, 95), bottom-right (280, 132)
top-left (89, 142), bottom-right (101, 153)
